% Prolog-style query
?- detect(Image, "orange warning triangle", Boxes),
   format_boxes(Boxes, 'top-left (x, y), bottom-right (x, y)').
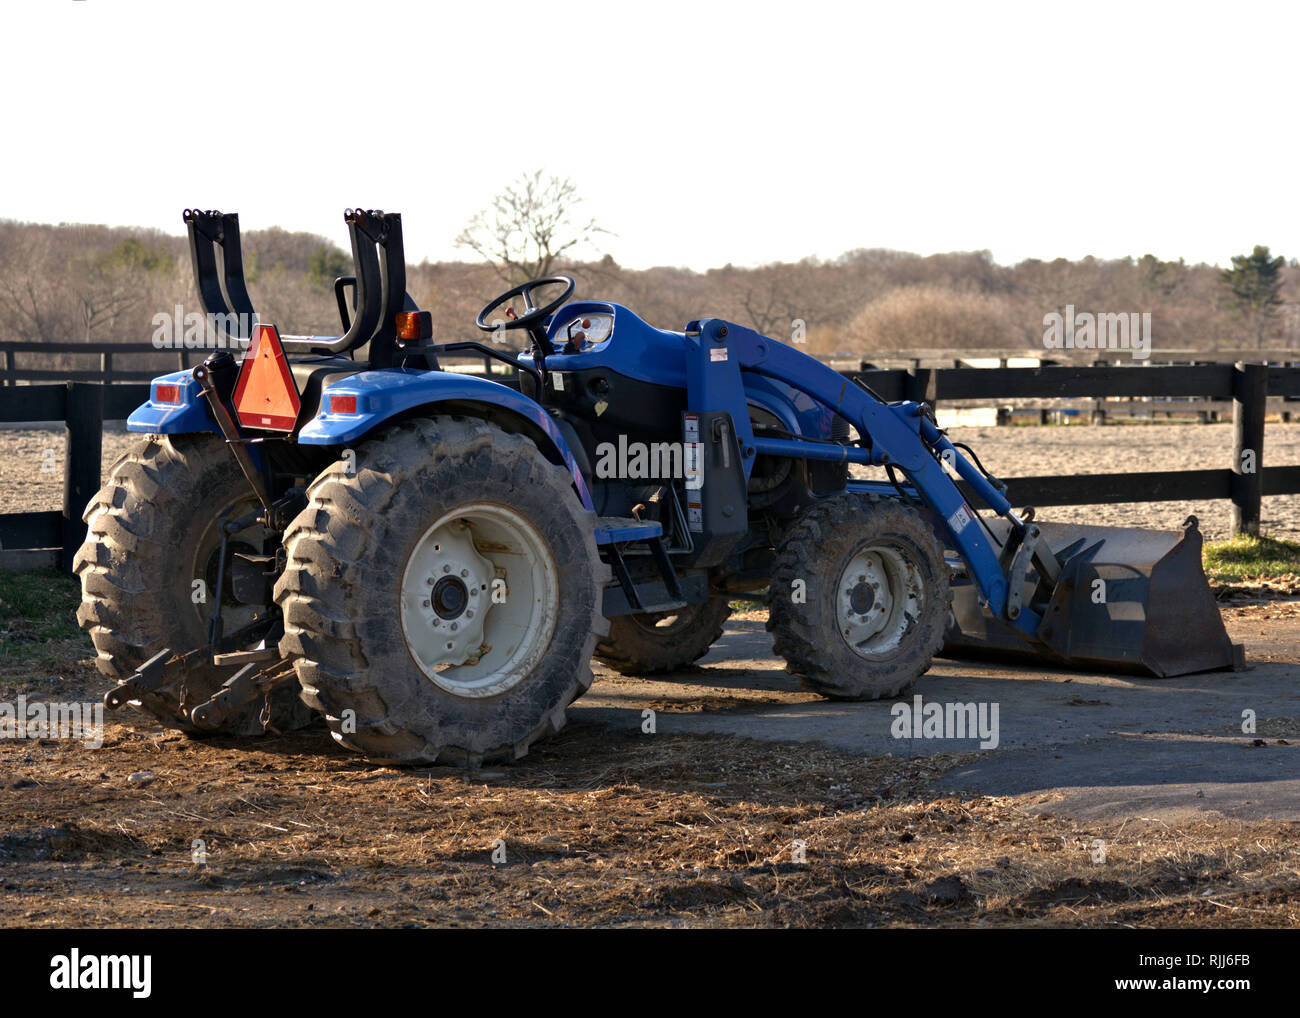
top-left (233, 324), bottom-right (301, 432)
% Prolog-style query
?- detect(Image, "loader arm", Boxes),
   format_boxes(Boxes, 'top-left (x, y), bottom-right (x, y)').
top-left (683, 317), bottom-right (1038, 634)
top-left (682, 316), bottom-right (1240, 675)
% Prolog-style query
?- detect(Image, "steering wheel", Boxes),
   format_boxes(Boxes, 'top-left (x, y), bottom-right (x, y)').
top-left (475, 276), bottom-right (575, 356)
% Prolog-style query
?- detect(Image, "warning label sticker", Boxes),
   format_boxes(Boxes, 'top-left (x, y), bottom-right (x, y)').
top-left (948, 503), bottom-right (974, 533)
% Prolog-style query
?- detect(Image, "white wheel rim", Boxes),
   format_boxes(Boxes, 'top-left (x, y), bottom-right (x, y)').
top-left (399, 503), bottom-right (559, 698)
top-left (836, 543), bottom-right (925, 658)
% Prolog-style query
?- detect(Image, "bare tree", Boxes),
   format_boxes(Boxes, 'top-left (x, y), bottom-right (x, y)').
top-left (67, 257), bottom-right (146, 342)
top-left (0, 231), bottom-right (74, 344)
top-left (456, 170), bottom-right (608, 284)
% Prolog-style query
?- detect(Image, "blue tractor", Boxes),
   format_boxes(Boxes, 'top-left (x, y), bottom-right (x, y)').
top-left (76, 209), bottom-right (1240, 764)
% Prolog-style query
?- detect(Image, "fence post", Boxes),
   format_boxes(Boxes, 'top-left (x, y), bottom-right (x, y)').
top-left (904, 366), bottom-right (937, 411)
top-left (62, 381), bottom-right (104, 573)
top-left (1231, 361), bottom-right (1267, 537)
top-left (1090, 358), bottom-right (1107, 425)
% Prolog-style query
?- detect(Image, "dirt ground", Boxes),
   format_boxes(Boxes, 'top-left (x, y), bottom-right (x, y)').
top-left (2, 578), bottom-right (1299, 928)
top-left (4, 421), bottom-right (1297, 541)
top-left (2, 423), bottom-right (1300, 927)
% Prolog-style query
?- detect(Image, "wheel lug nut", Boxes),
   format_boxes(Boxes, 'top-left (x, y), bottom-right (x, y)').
top-left (450, 622), bottom-right (458, 631)
top-left (421, 599), bottom-right (430, 608)
top-left (460, 569), bottom-right (469, 577)
top-left (466, 610), bottom-right (474, 619)
top-left (443, 564), bottom-right (451, 573)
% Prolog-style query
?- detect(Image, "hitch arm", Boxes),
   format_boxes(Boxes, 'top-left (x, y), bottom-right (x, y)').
top-left (189, 662), bottom-right (296, 732)
top-left (101, 613), bottom-right (281, 712)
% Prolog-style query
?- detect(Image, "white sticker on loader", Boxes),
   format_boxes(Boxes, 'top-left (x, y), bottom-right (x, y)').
top-left (683, 414), bottom-right (704, 493)
top-left (948, 503), bottom-right (974, 533)
top-left (684, 442), bottom-right (704, 490)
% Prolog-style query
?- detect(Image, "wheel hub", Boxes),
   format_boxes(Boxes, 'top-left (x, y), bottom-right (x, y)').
top-left (837, 543), bottom-right (925, 658)
top-left (848, 580), bottom-right (875, 615)
top-left (399, 503), bottom-right (559, 699)
top-left (431, 575), bottom-right (469, 620)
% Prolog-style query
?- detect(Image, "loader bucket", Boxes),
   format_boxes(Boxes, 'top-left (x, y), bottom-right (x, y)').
top-left (942, 516), bottom-right (1244, 677)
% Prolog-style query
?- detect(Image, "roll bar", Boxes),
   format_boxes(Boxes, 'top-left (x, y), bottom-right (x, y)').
top-left (183, 207), bottom-right (414, 369)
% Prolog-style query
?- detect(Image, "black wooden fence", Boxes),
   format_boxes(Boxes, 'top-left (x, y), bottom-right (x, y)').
top-left (854, 361), bottom-right (1298, 534)
top-left (2, 359), bottom-right (1299, 572)
top-left (1, 382), bottom-right (146, 571)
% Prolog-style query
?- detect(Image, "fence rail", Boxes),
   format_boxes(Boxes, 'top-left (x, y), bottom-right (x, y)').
top-left (1, 355), bottom-right (1298, 571)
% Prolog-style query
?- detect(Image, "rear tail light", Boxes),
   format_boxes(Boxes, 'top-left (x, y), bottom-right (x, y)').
top-left (154, 383), bottom-right (181, 405)
top-left (328, 394), bottom-right (358, 415)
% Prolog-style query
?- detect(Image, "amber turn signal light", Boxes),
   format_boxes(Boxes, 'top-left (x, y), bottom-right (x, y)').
top-left (396, 311), bottom-right (433, 342)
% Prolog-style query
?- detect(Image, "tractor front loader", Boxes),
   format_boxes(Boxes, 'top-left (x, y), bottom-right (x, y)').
top-left (76, 208), bottom-right (1240, 766)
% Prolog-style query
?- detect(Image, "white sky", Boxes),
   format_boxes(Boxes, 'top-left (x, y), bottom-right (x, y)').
top-left (3, 0), bottom-right (1296, 270)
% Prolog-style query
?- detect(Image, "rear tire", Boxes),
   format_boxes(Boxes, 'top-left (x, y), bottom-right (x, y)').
top-left (75, 434), bottom-right (316, 736)
top-left (275, 416), bottom-right (609, 765)
top-left (767, 495), bottom-right (950, 700)
top-left (595, 597), bottom-right (732, 674)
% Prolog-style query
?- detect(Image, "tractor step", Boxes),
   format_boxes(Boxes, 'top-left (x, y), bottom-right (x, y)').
top-left (636, 600), bottom-right (689, 613)
top-left (594, 516), bottom-right (663, 545)
top-left (602, 573), bottom-right (706, 617)
top-left (596, 517), bottom-right (699, 617)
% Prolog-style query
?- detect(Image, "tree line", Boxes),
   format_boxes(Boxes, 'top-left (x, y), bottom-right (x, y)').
top-left (0, 204), bottom-right (1294, 376)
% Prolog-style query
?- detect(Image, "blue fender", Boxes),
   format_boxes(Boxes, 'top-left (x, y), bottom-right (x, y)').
top-left (296, 369), bottom-right (595, 509)
top-left (126, 371), bottom-right (218, 434)
top-left (127, 367), bottom-right (594, 510)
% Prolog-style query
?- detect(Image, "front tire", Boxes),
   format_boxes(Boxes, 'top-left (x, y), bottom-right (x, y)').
top-left (767, 495), bottom-right (950, 700)
top-left (275, 417), bottom-right (609, 765)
